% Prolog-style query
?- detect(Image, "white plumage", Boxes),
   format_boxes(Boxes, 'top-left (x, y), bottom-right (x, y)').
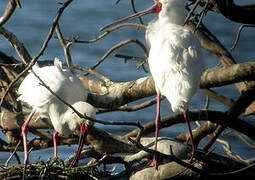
top-left (18, 58), bottom-right (96, 167)
top-left (146, 0), bottom-right (203, 112)
top-left (100, 0), bottom-right (204, 168)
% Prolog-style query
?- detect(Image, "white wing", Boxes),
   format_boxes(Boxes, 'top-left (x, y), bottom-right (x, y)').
top-left (18, 63), bottom-right (87, 115)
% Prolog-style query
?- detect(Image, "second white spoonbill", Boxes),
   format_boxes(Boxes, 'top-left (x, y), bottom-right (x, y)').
top-left (18, 59), bottom-right (96, 167)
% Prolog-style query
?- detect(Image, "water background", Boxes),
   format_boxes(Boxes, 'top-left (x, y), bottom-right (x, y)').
top-left (0, 0), bottom-right (254, 167)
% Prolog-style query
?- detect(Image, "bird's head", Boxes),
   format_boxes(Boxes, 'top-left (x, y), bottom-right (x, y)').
top-left (99, 1), bottom-right (162, 32)
top-left (63, 101), bottom-right (96, 133)
top-left (157, 0), bottom-right (186, 25)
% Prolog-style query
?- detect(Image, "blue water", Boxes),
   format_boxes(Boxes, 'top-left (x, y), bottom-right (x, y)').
top-left (0, 0), bottom-right (255, 166)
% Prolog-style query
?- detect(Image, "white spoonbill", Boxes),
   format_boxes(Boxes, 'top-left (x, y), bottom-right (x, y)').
top-left (100, 0), bottom-right (204, 168)
top-left (18, 58), bottom-right (96, 167)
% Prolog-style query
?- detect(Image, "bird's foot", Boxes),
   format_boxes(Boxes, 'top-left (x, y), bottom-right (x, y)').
top-left (69, 124), bottom-right (88, 168)
top-left (148, 153), bottom-right (158, 170)
top-left (188, 150), bottom-right (196, 163)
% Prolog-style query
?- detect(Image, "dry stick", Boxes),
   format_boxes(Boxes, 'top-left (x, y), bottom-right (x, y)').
top-left (66, 23), bottom-right (146, 44)
top-left (130, 0), bottom-right (144, 25)
top-left (114, 54), bottom-right (146, 63)
top-left (114, 53), bottom-right (148, 73)
top-left (195, 0), bottom-right (209, 30)
top-left (85, 39), bottom-right (148, 75)
top-left (0, 0), bottom-right (73, 111)
top-left (5, 140), bottom-right (21, 167)
top-left (14, 0), bottom-right (21, 8)
top-left (230, 24), bottom-right (255, 52)
top-left (0, 62), bottom-right (23, 67)
top-left (74, 64), bottom-right (111, 82)
top-left (185, 9), bottom-right (236, 65)
top-left (98, 96), bottom-right (164, 113)
top-left (0, 27), bottom-right (32, 63)
top-left (0, 0), bottom-right (18, 27)
top-left (55, 23), bottom-right (74, 73)
top-left (216, 138), bottom-right (244, 162)
top-left (203, 87), bottom-right (255, 151)
top-left (200, 88), bottom-right (234, 107)
top-left (184, 0), bottom-right (200, 25)
top-left (232, 130), bottom-right (255, 149)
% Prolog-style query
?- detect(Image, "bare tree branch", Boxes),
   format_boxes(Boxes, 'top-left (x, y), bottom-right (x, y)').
top-left (55, 23), bottom-right (74, 73)
top-left (0, 0), bottom-right (20, 27)
top-left (205, 0), bottom-right (255, 24)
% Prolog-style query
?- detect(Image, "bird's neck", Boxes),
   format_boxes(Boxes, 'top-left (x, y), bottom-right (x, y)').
top-left (48, 102), bottom-right (67, 124)
top-left (158, 13), bottom-right (185, 26)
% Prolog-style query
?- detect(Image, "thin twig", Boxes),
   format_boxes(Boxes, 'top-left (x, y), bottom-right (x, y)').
top-left (130, 0), bottom-right (144, 25)
top-left (216, 138), bottom-right (244, 162)
top-left (195, 0), bottom-right (208, 30)
top-left (86, 39), bottom-right (148, 75)
top-left (203, 87), bottom-right (255, 151)
top-left (15, 0), bottom-right (21, 8)
top-left (55, 23), bottom-right (74, 73)
top-left (0, 0), bottom-right (17, 27)
top-left (65, 23), bottom-right (146, 44)
top-left (203, 94), bottom-right (210, 109)
top-left (0, 62), bottom-right (23, 67)
top-left (113, 53), bottom-right (148, 72)
top-left (5, 140), bottom-right (21, 167)
top-left (233, 130), bottom-right (255, 149)
top-left (98, 96), bottom-right (164, 113)
top-left (0, 27), bottom-right (32, 63)
top-left (200, 88), bottom-right (234, 107)
top-left (114, 54), bottom-right (146, 63)
top-left (230, 24), bottom-right (255, 52)
top-left (184, 0), bottom-right (200, 25)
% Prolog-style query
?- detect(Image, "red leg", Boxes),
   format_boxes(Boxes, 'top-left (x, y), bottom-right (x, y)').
top-left (69, 124), bottom-right (89, 168)
top-left (183, 110), bottom-right (196, 161)
top-left (150, 92), bottom-right (161, 169)
top-left (22, 110), bottom-right (36, 166)
top-left (53, 130), bottom-right (58, 158)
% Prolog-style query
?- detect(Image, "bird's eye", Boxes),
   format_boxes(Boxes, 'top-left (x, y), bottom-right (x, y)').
top-left (153, 2), bottom-right (162, 14)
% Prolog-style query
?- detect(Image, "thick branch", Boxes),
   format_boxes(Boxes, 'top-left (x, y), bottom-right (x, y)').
top-left (207, 0), bottom-right (255, 24)
top-left (125, 110), bottom-right (255, 142)
top-left (0, 27), bottom-right (32, 63)
top-left (200, 61), bottom-right (255, 88)
top-left (84, 61), bottom-right (255, 108)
